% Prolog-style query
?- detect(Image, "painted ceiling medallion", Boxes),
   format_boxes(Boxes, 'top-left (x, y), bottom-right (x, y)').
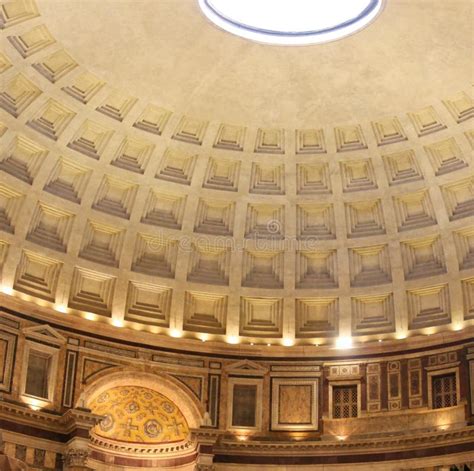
top-left (198, 0), bottom-right (384, 45)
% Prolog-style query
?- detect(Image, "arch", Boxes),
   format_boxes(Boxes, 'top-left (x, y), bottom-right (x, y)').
top-left (77, 369), bottom-right (204, 429)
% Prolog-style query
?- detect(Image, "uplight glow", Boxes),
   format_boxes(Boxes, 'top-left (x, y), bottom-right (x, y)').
top-left (336, 336), bottom-right (353, 349)
top-left (1, 285), bottom-right (13, 295)
top-left (198, 0), bottom-right (383, 45)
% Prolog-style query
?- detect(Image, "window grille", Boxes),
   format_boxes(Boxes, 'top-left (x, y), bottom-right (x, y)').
top-left (333, 385), bottom-right (358, 418)
top-left (432, 373), bottom-right (457, 409)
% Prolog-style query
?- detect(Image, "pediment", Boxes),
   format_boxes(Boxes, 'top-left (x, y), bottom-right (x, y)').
top-left (225, 360), bottom-right (268, 376)
top-left (23, 324), bottom-right (66, 345)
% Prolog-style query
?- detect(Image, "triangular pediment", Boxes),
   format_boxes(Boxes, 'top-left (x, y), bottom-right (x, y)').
top-left (23, 324), bottom-right (66, 345)
top-left (225, 360), bottom-right (268, 376)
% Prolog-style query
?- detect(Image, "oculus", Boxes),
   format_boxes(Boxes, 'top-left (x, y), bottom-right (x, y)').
top-left (198, 0), bottom-right (384, 45)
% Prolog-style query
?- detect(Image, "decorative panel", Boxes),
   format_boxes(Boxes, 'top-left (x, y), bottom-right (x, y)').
top-left (8, 24), bottom-right (55, 58)
top-left (340, 159), bottom-right (377, 192)
top-left (441, 177), bottom-right (474, 220)
top-left (407, 284), bottom-right (451, 329)
top-left (0, 183), bottom-right (24, 233)
top-left (345, 199), bottom-right (385, 238)
top-left (335, 124), bottom-right (367, 152)
top-left (96, 90), bottom-right (137, 122)
top-left (372, 117), bottom-right (407, 146)
top-left (0, 240), bottom-right (9, 272)
top-left (240, 296), bottom-right (283, 338)
top-left (214, 123), bottom-right (246, 151)
top-left (296, 249), bottom-right (338, 289)
top-left (296, 162), bottom-right (332, 194)
top-left (68, 266), bottom-right (116, 316)
top-left (328, 364), bottom-right (360, 379)
top-left (271, 378), bottom-right (318, 431)
top-left (62, 72), bottom-right (105, 104)
top-left (465, 129), bottom-right (474, 149)
top-left (183, 290), bottom-right (227, 334)
top-left (295, 297), bottom-right (338, 337)
top-left (208, 374), bottom-right (220, 427)
top-left (408, 358), bottom-right (423, 408)
top-left (141, 189), bottom-right (186, 230)
top-left (172, 116), bottom-right (208, 145)
top-left (249, 162), bottom-right (285, 195)
top-left (62, 350), bottom-right (77, 408)
top-left (79, 220), bottom-right (125, 267)
top-left (0, 52), bottom-right (12, 73)
top-left (194, 199), bottom-right (235, 236)
top-left (92, 175), bottom-right (138, 220)
top-left (453, 226), bottom-right (474, 270)
top-left (462, 277), bottom-right (474, 320)
top-left (131, 233), bottom-right (177, 278)
top-left (171, 374), bottom-right (203, 400)
top-left (242, 248), bottom-right (284, 289)
top-left (32, 49), bottom-right (78, 83)
top-left (349, 244), bottom-right (391, 287)
top-left (26, 99), bottom-right (76, 141)
top-left (26, 201), bottom-right (75, 252)
top-left (351, 293), bottom-right (395, 335)
top-left (0, 73), bottom-right (41, 117)
top-left (295, 128), bottom-right (326, 154)
top-left (156, 147), bottom-right (197, 185)
top-left (392, 190), bottom-right (437, 231)
top-left (203, 157), bottom-right (240, 192)
top-left (296, 203), bottom-right (336, 240)
top-left (125, 281), bottom-right (172, 326)
top-left (387, 361), bottom-right (401, 411)
top-left (443, 91), bottom-right (473, 123)
top-left (245, 204), bottom-right (285, 240)
top-left (408, 106), bottom-right (446, 137)
top-left (111, 136), bottom-right (155, 174)
top-left (68, 119), bottom-right (114, 160)
top-left (424, 137), bottom-right (468, 176)
top-left (14, 249), bottom-right (62, 301)
top-left (187, 242), bottom-right (230, 286)
top-left (254, 128), bottom-right (285, 154)
top-left (43, 156), bottom-right (92, 204)
top-left (133, 104), bottom-right (172, 135)
top-left (366, 363), bottom-right (381, 412)
top-left (383, 149), bottom-right (423, 186)
top-left (0, 329), bottom-right (17, 393)
top-left (0, 134), bottom-right (48, 184)
top-left (0, 0), bottom-right (39, 28)
top-left (400, 234), bottom-right (446, 280)
top-left (81, 357), bottom-right (118, 383)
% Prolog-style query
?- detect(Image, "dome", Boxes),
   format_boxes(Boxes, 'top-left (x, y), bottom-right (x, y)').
top-left (0, 2), bottom-right (473, 470)
top-left (198, 0), bottom-right (384, 45)
top-left (0, 0), bottom-right (471, 353)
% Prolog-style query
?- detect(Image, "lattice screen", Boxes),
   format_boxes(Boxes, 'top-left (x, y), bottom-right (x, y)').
top-left (333, 385), bottom-right (358, 419)
top-left (432, 373), bottom-right (457, 409)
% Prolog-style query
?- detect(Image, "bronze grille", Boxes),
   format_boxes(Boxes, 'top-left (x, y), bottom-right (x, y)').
top-left (432, 373), bottom-right (457, 409)
top-left (333, 385), bottom-right (358, 418)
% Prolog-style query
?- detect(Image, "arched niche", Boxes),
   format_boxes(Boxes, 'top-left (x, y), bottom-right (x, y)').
top-left (78, 369), bottom-right (204, 430)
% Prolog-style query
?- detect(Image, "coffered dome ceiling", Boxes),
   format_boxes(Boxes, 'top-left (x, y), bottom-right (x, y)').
top-left (0, 0), bottom-right (472, 350)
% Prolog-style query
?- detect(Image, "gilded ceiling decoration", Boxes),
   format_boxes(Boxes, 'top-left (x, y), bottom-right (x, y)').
top-left (0, 0), bottom-right (472, 348)
top-left (89, 386), bottom-right (189, 444)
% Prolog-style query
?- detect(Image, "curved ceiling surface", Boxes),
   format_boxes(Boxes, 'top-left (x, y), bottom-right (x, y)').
top-left (37, 0), bottom-right (472, 127)
top-left (89, 386), bottom-right (189, 444)
top-left (0, 0), bottom-right (472, 351)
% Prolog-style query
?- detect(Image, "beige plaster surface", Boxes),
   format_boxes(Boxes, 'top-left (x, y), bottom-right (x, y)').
top-left (37, 0), bottom-right (473, 127)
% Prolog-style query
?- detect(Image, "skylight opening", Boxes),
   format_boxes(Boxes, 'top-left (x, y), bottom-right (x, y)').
top-left (198, 0), bottom-right (383, 46)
